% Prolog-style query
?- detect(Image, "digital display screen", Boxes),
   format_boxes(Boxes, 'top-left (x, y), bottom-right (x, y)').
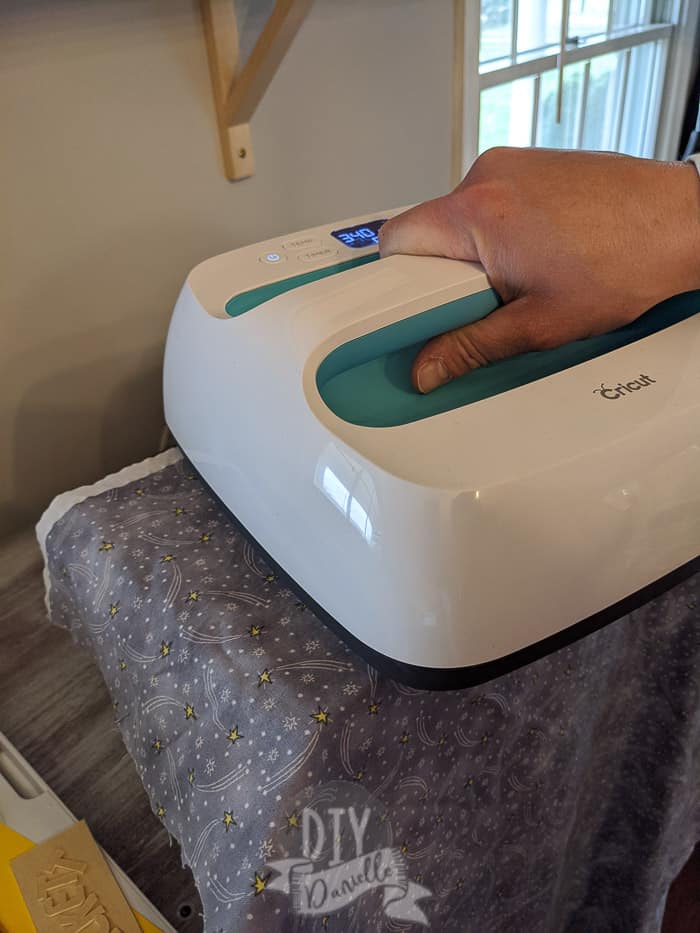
top-left (330, 219), bottom-right (386, 249)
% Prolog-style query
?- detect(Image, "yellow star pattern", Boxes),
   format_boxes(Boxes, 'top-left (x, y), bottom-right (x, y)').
top-left (286, 812), bottom-right (299, 830)
top-left (223, 810), bottom-right (237, 832)
top-left (310, 706), bottom-right (330, 726)
top-left (85, 474), bottom-right (486, 904)
top-left (226, 725), bottom-right (243, 744)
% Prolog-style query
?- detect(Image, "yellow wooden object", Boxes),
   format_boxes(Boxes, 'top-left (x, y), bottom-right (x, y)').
top-left (0, 823), bottom-right (164, 933)
top-left (200, 0), bottom-right (313, 180)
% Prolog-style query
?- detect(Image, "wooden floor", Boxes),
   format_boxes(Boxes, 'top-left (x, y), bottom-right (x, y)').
top-left (1, 528), bottom-right (697, 933)
top-left (0, 531), bottom-right (203, 932)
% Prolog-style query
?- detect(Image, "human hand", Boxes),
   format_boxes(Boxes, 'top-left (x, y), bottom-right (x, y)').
top-left (378, 147), bottom-right (700, 393)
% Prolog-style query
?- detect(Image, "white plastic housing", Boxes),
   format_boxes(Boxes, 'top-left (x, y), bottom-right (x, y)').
top-left (163, 213), bottom-right (700, 683)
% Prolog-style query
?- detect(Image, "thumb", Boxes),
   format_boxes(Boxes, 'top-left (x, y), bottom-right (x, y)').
top-left (412, 295), bottom-right (556, 393)
top-left (379, 194), bottom-right (479, 262)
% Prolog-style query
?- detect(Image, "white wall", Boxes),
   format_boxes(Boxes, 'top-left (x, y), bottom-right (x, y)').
top-left (0, 0), bottom-right (453, 538)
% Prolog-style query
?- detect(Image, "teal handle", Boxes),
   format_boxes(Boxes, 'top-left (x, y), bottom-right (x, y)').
top-left (226, 253), bottom-right (379, 317)
top-left (316, 290), bottom-right (700, 428)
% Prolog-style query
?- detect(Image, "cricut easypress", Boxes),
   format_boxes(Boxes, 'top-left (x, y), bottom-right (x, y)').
top-left (163, 211), bottom-right (700, 688)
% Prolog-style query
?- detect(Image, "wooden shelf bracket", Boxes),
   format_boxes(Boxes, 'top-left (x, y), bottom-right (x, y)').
top-left (201, 0), bottom-right (314, 181)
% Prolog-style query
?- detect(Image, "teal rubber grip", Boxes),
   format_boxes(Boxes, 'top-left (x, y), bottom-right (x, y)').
top-left (316, 290), bottom-right (700, 428)
top-left (226, 253), bottom-right (379, 317)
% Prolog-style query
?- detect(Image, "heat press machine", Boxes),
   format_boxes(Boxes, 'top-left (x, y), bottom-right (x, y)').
top-left (163, 211), bottom-right (700, 688)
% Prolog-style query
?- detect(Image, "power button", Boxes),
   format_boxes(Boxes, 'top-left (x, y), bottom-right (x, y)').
top-left (259, 251), bottom-right (287, 264)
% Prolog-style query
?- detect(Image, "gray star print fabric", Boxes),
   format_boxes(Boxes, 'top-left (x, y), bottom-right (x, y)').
top-left (39, 450), bottom-right (700, 933)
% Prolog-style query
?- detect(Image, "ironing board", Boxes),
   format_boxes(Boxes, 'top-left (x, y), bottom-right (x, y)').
top-left (37, 449), bottom-right (700, 933)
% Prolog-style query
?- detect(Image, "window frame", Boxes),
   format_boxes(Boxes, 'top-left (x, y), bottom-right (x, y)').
top-left (453, 0), bottom-right (700, 184)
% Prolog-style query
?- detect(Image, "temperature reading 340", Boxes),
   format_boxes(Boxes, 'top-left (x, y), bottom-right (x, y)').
top-left (330, 219), bottom-right (386, 249)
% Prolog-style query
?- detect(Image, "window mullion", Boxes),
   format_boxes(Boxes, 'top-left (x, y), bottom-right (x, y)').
top-left (638, 40), bottom-right (658, 153)
top-left (478, 24), bottom-right (673, 90)
top-left (613, 47), bottom-right (633, 150)
top-left (530, 74), bottom-right (541, 146)
top-left (555, 0), bottom-right (571, 122)
top-left (575, 61), bottom-right (591, 148)
top-left (606, 1), bottom-right (614, 38)
top-left (641, 38), bottom-right (666, 155)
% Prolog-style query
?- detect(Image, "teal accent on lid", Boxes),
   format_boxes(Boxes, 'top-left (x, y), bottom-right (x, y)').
top-left (316, 289), bottom-right (700, 428)
top-left (225, 252), bottom-right (379, 317)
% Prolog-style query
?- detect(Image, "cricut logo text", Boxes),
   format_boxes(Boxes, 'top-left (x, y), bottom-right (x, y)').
top-left (593, 374), bottom-right (656, 400)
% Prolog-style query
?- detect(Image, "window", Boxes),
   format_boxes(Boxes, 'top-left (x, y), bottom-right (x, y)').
top-left (457, 1), bottom-right (700, 177)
